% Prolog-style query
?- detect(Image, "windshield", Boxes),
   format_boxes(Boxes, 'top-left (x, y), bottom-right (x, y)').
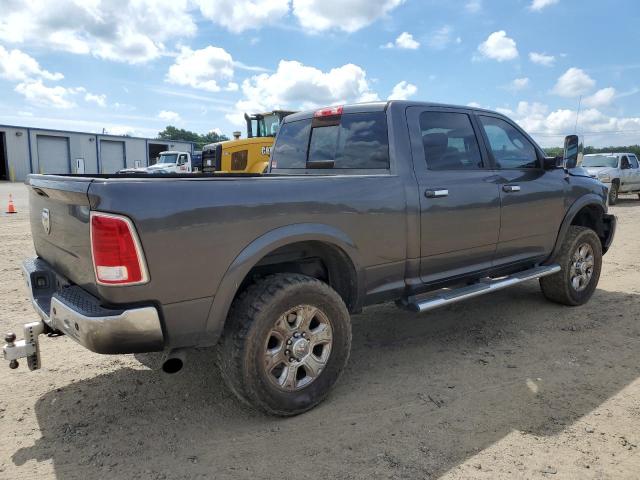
top-left (157, 153), bottom-right (178, 165)
top-left (257, 113), bottom-right (283, 137)
top-left (582, 155), bottom-right (618, 168)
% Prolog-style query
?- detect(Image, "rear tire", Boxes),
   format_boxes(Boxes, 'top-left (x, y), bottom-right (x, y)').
top-left (540, 226), bottom-right (602, 306)
top-left (217, 273), bottom-right (352, 416)
top-left (609, 183), bottom-right (619, 205)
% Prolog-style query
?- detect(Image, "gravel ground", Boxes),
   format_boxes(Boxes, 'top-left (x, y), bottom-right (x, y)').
top-left (0, 181), bottom-right (639, 480)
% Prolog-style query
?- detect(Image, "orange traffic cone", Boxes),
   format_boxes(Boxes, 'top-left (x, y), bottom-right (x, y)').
top-left (6, 194), bottom-right (17, 214)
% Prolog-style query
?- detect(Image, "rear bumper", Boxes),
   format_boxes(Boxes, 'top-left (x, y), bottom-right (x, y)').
top-left (22, 258), bottom-right (164, 354)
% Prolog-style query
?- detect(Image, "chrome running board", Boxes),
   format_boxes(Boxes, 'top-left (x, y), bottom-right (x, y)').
top-left (401, 264), bottom-right (561, 313)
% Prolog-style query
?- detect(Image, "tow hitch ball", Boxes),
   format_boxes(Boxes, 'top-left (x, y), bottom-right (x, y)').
top-left (5, 333), bottom-right (19, 369)
top-left (3, 322), bottom-right (45, 371)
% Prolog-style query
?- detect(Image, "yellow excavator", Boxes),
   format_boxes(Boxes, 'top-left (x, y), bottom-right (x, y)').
top-left (202, 110), bottom-right (295, 174)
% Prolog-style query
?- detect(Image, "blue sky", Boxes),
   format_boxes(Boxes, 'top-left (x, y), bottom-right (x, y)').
top-left (0, 0), bottom-right (638, 147)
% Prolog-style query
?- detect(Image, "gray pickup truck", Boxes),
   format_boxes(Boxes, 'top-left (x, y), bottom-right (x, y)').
top-left (4, 101), bottom-right (616, 416)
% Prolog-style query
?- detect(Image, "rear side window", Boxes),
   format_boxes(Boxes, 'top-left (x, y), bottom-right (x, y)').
top-left (272, 112), bottom-right (390, 170)
top-left (419, 112), bottom-right (483, 170)
top-left (629, 155), bottom-right (639, 168)
top-left (479, 116), bottom-right (539, 169)
top-left (271, 119), bottom-right (311, 169)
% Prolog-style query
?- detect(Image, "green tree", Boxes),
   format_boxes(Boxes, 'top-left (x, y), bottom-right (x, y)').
top-left (158, 126), bottom-right (229, 150)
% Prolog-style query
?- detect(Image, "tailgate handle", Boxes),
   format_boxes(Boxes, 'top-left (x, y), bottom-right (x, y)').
top-left (32, 188), bottom-right (49, 197)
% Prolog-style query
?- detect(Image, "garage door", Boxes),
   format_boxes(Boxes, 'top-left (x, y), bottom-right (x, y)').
top-left (37, 135), bottom-right (70, 174)
top-left (100, 140), bottom-right (125, 173)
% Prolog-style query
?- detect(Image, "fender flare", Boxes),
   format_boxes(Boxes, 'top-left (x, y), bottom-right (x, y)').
top-left (204, 223), bottom-right (363, 342)
top-left (545, 193), bottom-right (607, 263)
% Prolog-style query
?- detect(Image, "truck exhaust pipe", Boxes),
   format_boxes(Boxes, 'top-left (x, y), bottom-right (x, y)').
top-left (161, 349), bottom-right (186, 374)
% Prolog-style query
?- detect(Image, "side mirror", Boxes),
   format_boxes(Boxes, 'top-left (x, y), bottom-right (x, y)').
top-left (563, 135), bottom-right (579, 169)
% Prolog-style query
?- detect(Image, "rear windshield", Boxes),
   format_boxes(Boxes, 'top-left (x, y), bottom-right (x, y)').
top-left (272, 112), bottom-right (390, 170)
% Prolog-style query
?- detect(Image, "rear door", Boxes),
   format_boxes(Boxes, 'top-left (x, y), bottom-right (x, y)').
top-left (407, 107), bottom-right (501, 283)
top-left (475, 114), bottom-right (566, 265)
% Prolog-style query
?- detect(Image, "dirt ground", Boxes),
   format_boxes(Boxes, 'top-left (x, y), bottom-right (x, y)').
top-left (0, 181), bottom-right (639, 480)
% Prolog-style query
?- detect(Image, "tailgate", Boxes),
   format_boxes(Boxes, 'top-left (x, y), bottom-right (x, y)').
top-left (28, 175), bottom-right (97, 295)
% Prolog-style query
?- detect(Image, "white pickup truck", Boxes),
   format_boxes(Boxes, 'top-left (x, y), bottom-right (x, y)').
top-left (582, 152), bottom-right (640, 204)
top-left (147, 151), bottom-right (194, 174)
top-left (118, 151), bottom-right (195, 175)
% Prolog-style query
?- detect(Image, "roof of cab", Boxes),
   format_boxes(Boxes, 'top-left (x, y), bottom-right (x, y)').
top-left (282, 100), bottom-right (506, 123)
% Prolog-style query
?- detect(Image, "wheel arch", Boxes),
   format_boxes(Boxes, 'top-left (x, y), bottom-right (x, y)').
top-left (204, 223), bottom-right (363, 343)
top-left (546, 194), bottom-right (611, 263)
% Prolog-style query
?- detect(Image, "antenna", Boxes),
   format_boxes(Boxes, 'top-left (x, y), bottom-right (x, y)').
top-left (574, 95), bottom-right (583, 134)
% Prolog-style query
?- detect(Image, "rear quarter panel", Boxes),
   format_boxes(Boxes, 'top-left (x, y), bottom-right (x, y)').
top-left (87, 175), bottom-right (409, 308)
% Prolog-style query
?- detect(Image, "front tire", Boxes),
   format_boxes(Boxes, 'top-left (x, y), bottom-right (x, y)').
top-left (217, 274), bottom-right (352, 416)
top-left (540, 226), bottom-right (602, 306)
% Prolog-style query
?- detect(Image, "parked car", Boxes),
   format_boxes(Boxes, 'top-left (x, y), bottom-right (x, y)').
top-left (4, 101), bottom-right (616, 416)
top-left (582, 152), bottom-right (640, 204)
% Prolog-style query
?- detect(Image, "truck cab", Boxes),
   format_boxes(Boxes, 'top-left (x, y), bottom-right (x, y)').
top-left (147, 151), bottom-right (192, 174)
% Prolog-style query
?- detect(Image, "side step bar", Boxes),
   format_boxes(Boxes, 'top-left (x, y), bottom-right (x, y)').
top-left (400, 264), bottom-right (561, 313)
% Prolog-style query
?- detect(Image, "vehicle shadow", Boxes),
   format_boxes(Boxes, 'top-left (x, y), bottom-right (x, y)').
top-left (11, 285), bottom-right (640, 479)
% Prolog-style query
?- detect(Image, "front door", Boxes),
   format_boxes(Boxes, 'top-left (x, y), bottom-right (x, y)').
top-left (628, 154), bottom-right (640, 190)
top-left (475, 114), bottom-right (566, 265)
top-left (407, 107), bottom-right (501, 283)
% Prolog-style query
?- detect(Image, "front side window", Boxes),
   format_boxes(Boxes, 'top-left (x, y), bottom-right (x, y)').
top-left (479, 116), bottom-right (539, 169)
top-left (621, 156), bottom-right (631, 169)
top-left (419, 111), bottom-right (483, 170)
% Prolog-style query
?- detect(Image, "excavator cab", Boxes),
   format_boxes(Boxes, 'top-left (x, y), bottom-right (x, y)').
top-left (245, 111), bottom-right (296, 139)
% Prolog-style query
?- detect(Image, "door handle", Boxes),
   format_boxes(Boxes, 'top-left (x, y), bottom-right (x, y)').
top-left (425, 189), bottom-right (449, 198)
top-left (502, 185), bottom-right (521, 193)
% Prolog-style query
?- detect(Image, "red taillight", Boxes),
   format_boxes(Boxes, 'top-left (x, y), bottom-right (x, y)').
top-left (314, 105), bottom-right (343, 118)
top-left (90, 212), bottom-right (148, 285)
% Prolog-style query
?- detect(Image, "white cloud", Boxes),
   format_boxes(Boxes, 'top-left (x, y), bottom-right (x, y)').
top-left (465, 0), bottom-right (482, 13)
top-left (508, 77), bottom-right (530, 92)
top-left (552, 67), bottom-right (596, 97)
top-left (530, 0), bottom-right (559, 11)
top-left (84, 93), bottom-right (107, 107)
top-left (194, 0), bottom-right (289, 33)
top-left (0, 0), bottom-right (197, 64)
top-left (427, 26), bottom-right (460, 50)
top-left (166, 46), bottom-right (235, 92)
top-left (383, 32), bottom-right (420, 50)
top-left (158, 110), bottom-right (181, 122)
top-left (467, 101), bottom-right (483, 108)
top-left (0, 45), bottom-right (63, 82)
top-left (529, 52), bottom-right (555, 66)
top-left (292, 0), bottom-right (405, 33)
top-left (14, 80), bottom-right (77, 109)
top-left (388, 81), bottom-right (417, 100)
top-left (503, 100), bottom-right (640, 147)
top-left (477, 31), bottom-right (518, 62)
top-left (228, 60), bottom-right (379, 124)
top-left (583, 87), bottom-right (616, 108)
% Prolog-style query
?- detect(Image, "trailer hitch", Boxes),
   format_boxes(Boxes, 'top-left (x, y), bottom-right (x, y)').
top-left (3, 322), bottom-right (45, 370)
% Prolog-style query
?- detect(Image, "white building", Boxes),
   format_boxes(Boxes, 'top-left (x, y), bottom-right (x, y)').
top-left (0, 124), bottom-right (196, 181)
